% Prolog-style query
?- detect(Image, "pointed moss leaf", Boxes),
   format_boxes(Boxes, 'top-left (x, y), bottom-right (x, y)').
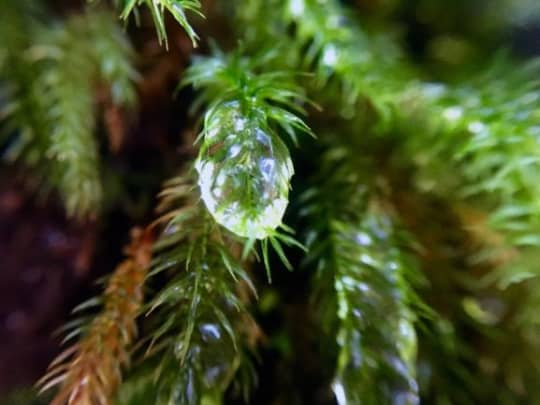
top-left (196, 102), bottom-right (294, 239)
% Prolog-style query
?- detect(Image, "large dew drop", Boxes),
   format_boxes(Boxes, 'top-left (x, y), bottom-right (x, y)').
top-left (196, 102), bottom-right (294, 239)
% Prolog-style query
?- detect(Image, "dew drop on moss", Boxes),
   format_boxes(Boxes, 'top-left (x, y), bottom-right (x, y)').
top-left (199, 323), bottom-right (221, 342)
top-left (196, 102), bottom-right (293, 239)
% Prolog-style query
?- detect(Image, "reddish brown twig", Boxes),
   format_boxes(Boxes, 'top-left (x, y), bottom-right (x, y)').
top-left (38, 228), bottom-right (154, 405)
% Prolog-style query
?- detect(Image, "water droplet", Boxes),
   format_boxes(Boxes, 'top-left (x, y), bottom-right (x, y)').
top-left (340, 275), bottom-right (357, 290)
top-left (397, 318), bottom-right (417, 367)
top-left (332, 378), bottom-right (347, 405)
top-left (199, 323), bottom-right (221, 342)
top-left (322, 44), bottom-right (339, 67)
top-left (357, 282), bottom-right (370, 293)
top-left (173, 339), bottom-right (186, 358)
top-left (352, 308), bottom-right (363, 320)
top-left (387, 354), bottom-right (409, 379)
top-left (289, 0), bottom-right (305, 17)
top-left (388, 260), bottom-right (400, 271)
top-left (355, 231), bottom-right (372, 246)
top-left (164, 223), bottom-right (179, 235)
top-left (468, 121), bottom-right (486, 134)
top-left (443, 106), bottom-right (463, 121)
top-left (359, 253), bottom-right (377, 266)
top-left (196, 104), bottom-right (293, 239)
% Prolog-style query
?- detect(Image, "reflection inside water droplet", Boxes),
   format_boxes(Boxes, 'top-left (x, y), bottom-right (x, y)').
top-left (234, 117), bottom-right (247, 131)
top-left (184, 367), bottom-right (198, 405)
top-left (228, 144), bottom-right (241, 158)
top-left (259, 158), bottom-right (276, 182)
top-left (391, 390), bottom-right (419, 405)
top-left (204, 364), bottom-right (228, 386)
top-left (256, 129), bottom-right (272, 149)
